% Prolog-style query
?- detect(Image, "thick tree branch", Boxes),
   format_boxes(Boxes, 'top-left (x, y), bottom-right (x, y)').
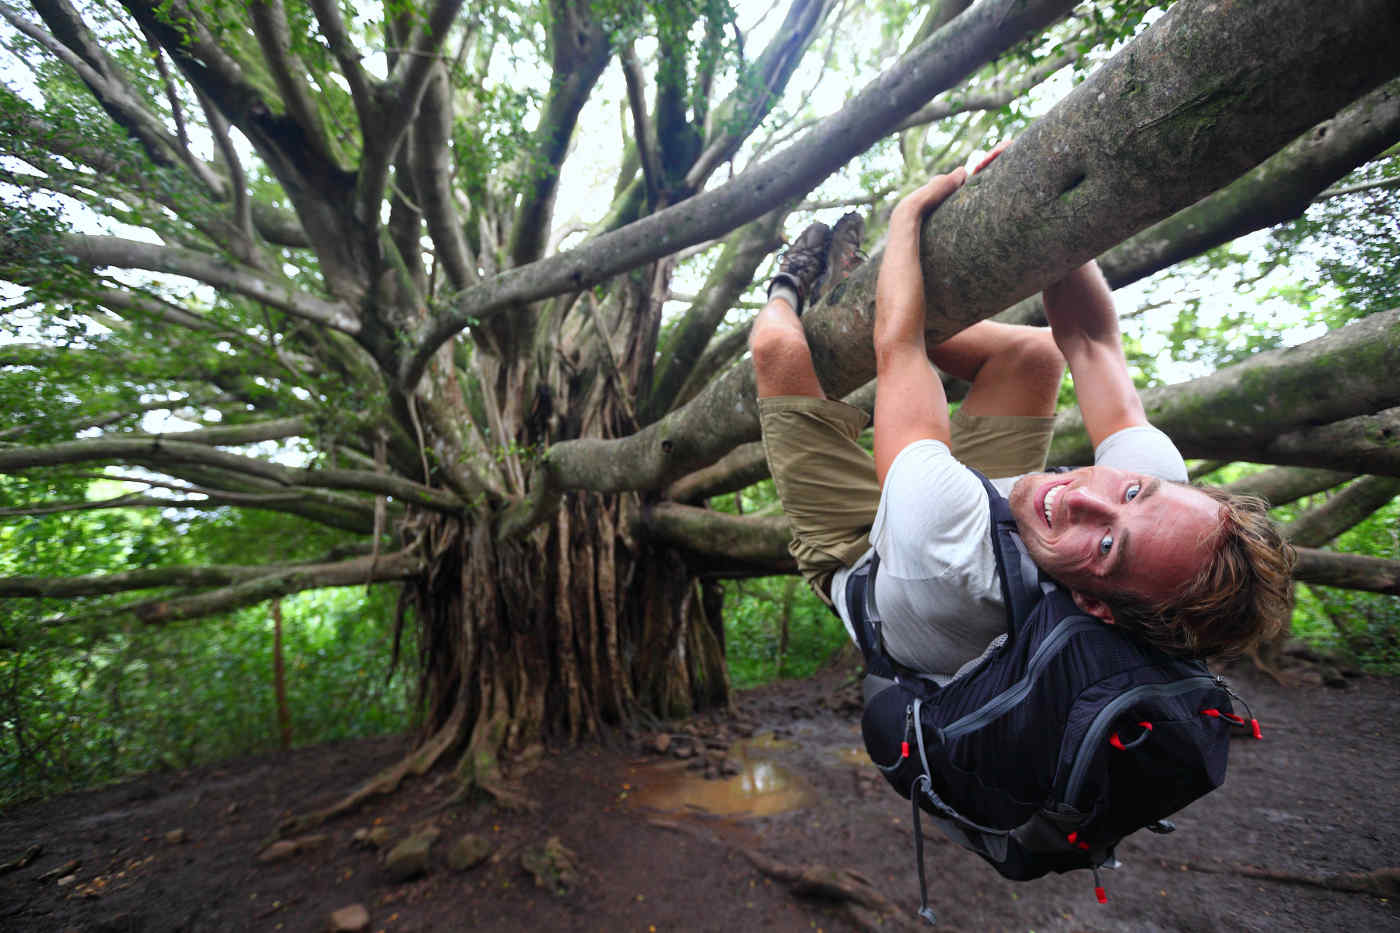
top-left (356, 0), bottom-right (466, 233)
top-left (1049, 308), bottom-right (1400, 467)
top-left (1215, 408), bottom-right (1400, 478)
top-left (1097, 78), bottom-right (1400, 289)
top-left (620, 42), bottom-right (663, 208)
top-left (643, 503), bottom-right (795, 570)
top-left (505, 0), bottom-right (610, 268)
top-left (685, 0), bottom-right (838, 190)
top-left (409, 66), bottom-right (476, 291)
top-left (1293, 548), bottom-right (1400, 596)
top-left (44, 550), bottom-right (425, 627)
top-left (403, 0), bottom-right (1081, 387)
top-left (1222, 467), bottom-right (1357, 508)
top-left (0, 551), bottom-right (381, 598)
top-left (665, 441), bottom-right (770, 504)
top-left (17, 0), bottom-right (180, 168)
top-left (304, 0), bottom-right (373, 118)
top-left (1284, 476), bottom-right (1400, 547)
top-left (0, 437), bottom-right (464, 510)
top-left (645, 209), bottom-right (786, 422)
top-left (53, 233), bottom-right (360, 333)
top-left (249, 0), bottom-right (333, 160)
top-left (977, 78), bottom-right (1400, 328)
top-left (121, 0), bottom-right (365, 296)
top-left (895, 48), bottom-right (1079, 132)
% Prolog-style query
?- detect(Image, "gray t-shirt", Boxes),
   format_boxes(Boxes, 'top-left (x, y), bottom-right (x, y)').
top-left (831, 425), bottom-right (1188, 678)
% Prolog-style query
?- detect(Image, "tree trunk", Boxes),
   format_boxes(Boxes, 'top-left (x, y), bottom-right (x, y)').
top-left (395, 492), bottom-right (728, 797)
top-left (272, 599), bottom-right (292, 752)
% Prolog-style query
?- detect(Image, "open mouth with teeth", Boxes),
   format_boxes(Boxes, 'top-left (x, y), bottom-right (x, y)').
top-left (1041, 482), bottom-right (1068, 528)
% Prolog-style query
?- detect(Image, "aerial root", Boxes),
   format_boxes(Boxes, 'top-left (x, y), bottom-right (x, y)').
top-left (274, 707), bottom-right (467, 840)
top-left (1185, 862), bottom-right (1400, 897)
top-left (645, 817), bottom-right (913, 930)
top-left (741, 848), bottom-right (920, 933)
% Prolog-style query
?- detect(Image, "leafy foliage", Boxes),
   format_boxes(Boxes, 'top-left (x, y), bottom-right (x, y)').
top-left (1291, 497), bottom-right (1400, 672)
top-left (0, 492), bottom-right (414, 806)
top-left (1267, 154), bottom-right (1400, 323)
top-left (724, 574), bottom-right (845, 689)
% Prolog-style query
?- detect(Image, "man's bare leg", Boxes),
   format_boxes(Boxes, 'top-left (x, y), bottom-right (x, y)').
top-left (930, 320), bottom-right (1065, 418)
top-left (751, 222), bottom-right (833, 399)
top-left (751, 296), bottom-right (827, 399)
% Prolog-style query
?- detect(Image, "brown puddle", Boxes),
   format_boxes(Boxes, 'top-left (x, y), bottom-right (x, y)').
top-left (627, 733), bottom-right (816, 819)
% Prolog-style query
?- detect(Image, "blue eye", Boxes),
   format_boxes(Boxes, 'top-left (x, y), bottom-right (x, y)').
top-left (1099, 533), bottom-right (1114, 555)
top-left (1125, 483), bottom-right (1142, 502)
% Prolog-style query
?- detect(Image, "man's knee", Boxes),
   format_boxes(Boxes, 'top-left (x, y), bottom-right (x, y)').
top-left (998, 327), bottom-right (1064, 394)
top-left (750, 319), bottom-right (823, 397)
top-left (750, 317), bottom-right (805, 363)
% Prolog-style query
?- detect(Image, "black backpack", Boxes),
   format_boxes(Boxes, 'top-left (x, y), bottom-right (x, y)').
top-left (846, 473), bottom-right (1258, 923)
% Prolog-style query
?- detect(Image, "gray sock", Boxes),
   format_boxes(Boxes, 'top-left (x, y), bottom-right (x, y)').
top-left (767, 281), bottom-right (802, 316)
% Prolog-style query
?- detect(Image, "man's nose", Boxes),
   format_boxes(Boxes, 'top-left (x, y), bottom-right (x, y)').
top-left (1065, 487), bottom-right (1114, 521)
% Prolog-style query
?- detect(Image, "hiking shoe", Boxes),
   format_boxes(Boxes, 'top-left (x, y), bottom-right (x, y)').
top-left (823, 212), bottom-right (867, 294)
top-left (768, 221), bottom-right (830, 316)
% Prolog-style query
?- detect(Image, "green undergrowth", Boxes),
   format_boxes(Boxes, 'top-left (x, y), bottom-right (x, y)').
top-left (0, 584), bottom-right (415, 808)
top-left (723, 574), bottom-right (848, 689)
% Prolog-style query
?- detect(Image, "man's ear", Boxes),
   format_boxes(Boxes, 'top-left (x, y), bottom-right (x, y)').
top-left (1071, 590), bottom-right (1116, 624)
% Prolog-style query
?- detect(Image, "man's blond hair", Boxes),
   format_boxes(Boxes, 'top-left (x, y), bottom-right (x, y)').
top-left (1098, 488), bottom-right (1297, 659)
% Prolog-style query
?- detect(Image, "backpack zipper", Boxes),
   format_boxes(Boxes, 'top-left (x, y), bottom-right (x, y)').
top-left (939, 616), bottom-right (1101, 741)
top-left (1062, 674), bottom-right (1219, 802)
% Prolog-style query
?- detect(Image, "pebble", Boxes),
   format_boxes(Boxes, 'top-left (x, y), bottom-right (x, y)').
top-left (328, 903), bottom-right (370, 932)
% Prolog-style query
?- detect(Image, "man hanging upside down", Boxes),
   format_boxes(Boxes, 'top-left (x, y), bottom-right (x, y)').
top-left (751, 149), bottom-right (1295, 678)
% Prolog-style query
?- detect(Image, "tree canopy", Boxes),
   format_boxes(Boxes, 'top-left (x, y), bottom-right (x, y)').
top-left (2, 0), bottom-right (1399, 808)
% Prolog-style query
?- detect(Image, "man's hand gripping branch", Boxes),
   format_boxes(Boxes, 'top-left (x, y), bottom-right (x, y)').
top-left (872, 168), bottom-right (969, 485)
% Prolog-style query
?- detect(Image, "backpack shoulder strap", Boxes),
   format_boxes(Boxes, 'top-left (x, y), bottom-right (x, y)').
top-left (973, 471), bottom-right (1047, 635)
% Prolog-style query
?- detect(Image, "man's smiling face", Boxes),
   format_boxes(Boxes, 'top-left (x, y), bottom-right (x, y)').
top-left (1008, 465), bottom-right (1224, 614)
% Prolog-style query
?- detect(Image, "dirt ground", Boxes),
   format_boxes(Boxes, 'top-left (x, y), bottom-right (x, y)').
top-left (3, 656), bottom-right (1398, 933)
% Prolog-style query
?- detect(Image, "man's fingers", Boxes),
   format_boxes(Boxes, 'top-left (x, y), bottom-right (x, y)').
top-left (919, 167), bottom-right (967, 209)
top-left (972, 140), bottom-right (1010, 175)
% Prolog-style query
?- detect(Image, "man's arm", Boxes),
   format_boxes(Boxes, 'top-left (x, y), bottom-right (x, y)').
top-left (1041, 261), bottom-right (1148, 449)
top-left (872, 169), bottom-right (967, 485)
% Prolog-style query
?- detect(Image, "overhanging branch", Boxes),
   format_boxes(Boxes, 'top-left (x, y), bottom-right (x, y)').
top-left (0, 437), bottom-right (464, 510)
top-left (0, 550), bottom-right (376, 598)
top-left (401, 0), bottom-right (1081, 388)
top-left (532, 0), bottom-right (1400, 499)
top-left (1049, 309), bottom-right (1400, 469)
top-left (1294, 547), bottom-right (1400, 595)
top-left (42, 550), bottom-right (425, 627)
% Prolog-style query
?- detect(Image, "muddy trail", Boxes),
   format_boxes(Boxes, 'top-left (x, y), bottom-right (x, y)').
top-left (2, 656), bottom-right (1398, 932)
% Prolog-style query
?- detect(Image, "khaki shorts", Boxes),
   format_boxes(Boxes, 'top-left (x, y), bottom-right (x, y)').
top-left (758, 396), bottom-right (1056, 600)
